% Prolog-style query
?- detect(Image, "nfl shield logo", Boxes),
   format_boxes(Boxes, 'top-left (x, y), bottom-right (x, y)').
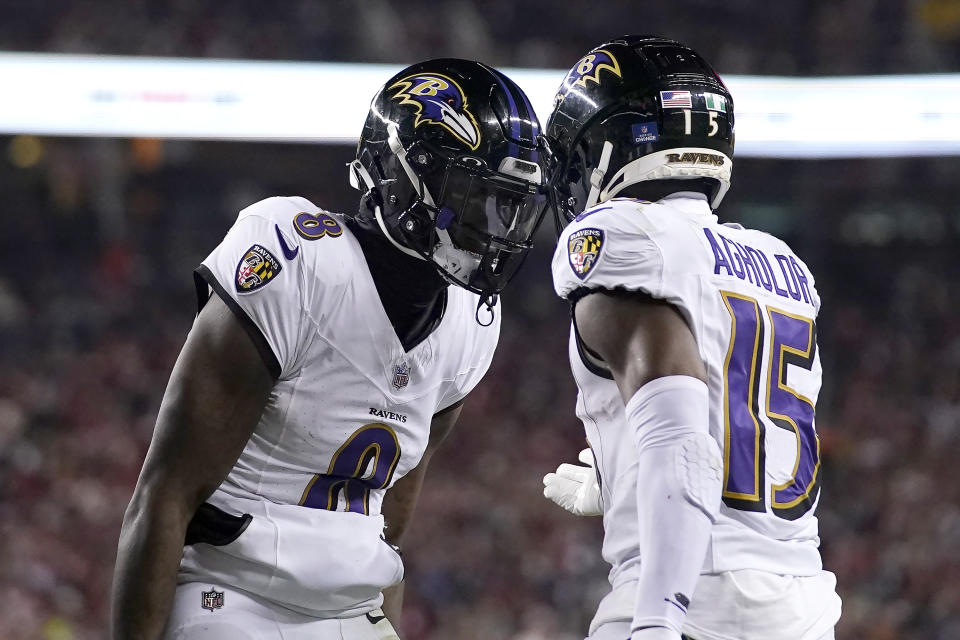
top-left (201, 588), bottom-right (224, 611)
top-left (393, 361), bottom-right (411, 390)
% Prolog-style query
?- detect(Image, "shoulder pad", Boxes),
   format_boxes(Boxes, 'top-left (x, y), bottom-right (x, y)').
top-left (551, 200), bottom-right (662, 300)
top-left (237, 196), bottom-right (324, 224)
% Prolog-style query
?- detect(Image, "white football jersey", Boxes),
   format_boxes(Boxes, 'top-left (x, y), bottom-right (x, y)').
top-left (552, 193), bottom-right (827, 590)
top-left (179, 196), bottom-right (500, 618)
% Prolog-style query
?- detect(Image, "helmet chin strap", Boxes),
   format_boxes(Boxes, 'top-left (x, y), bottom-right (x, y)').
top-left (475, 294), bottom-right (497, 327)
top-left (585, 141), bottom-right (614, 209)
top-left (387, 123), bottom-right (435, 208)
top-left (348, 156), bottom-right (424, 260)
top-left (384, 123), bottom-right (473, 282)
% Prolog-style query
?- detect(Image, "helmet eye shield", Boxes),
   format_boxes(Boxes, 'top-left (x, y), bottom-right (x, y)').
top-left (414, 151), bottom-right (547, 296)
top-left (436, 157), bottom-right (546, 248)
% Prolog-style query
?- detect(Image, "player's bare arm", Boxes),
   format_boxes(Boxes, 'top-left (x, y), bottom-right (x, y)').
top-left (380, 400), bottom-right (464, 630)
top-left (573, 290), bottom-right (706, 399)
top-left (111, 293), bottom-right (274, 640)
top-left (575, 290), bottom-right (718, 640)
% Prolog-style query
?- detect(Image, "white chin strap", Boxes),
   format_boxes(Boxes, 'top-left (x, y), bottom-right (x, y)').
top-left (585, 141), bottom-right (614, 209)
top-left (349, 124), bottom-right (471, 279)
top-left (589, 146), bottom-right (733, 209)
top-left (348, 154), bottom-right (422, 260)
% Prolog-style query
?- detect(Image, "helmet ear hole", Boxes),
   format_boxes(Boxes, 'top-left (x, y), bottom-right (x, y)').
top-left (368, 187), bottom-right (384, 210)
top-left (372, 153), bottom-right (387, 181)
top-left (567, 141), bottom-right (589, 184)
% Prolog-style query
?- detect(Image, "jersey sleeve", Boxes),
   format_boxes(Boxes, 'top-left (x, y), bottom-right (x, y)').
top-left (551, 204), bottom-right (665, 301)
top-left (435, 297), bottom-right (501, 412)
top-left (194, 199), bottom-right (307, 380)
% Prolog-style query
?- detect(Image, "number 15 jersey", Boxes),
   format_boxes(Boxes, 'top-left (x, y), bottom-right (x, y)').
top-left (552, 193), bottom-right (827, 587)
top-left (179, 196), bottom-right (499, 618)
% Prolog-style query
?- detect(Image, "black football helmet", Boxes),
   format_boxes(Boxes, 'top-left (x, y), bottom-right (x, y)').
top-left (545, 35), bottom-right (735, 230)
top-left (349, 58), bottom-right (547, 303)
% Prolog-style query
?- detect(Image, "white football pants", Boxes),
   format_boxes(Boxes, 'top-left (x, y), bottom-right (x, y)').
top-left (588, 622), bottom-right (834, 640)
top-left (163, 582), bottom-right (400, 640)
top-left (587, 569), bottom-right (840, 640)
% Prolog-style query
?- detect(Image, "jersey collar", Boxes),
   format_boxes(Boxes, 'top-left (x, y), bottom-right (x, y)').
top-left (657, 191), bottom-right (717, 221)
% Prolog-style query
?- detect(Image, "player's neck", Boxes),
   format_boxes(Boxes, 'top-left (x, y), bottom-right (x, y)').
top-left (346, 218), bottom-right (448, 351)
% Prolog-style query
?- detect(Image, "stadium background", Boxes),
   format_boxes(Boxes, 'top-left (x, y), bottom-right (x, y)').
top-left (1, 1), bottom-right (959, 638)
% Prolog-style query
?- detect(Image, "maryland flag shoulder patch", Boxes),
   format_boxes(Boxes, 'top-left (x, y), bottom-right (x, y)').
top-left (235, 244), bottom-right (282, 293)
top-left (567, 227), bottom-right (605, 280)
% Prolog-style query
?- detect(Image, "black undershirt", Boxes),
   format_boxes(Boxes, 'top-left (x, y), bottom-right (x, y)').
top-left (346, 218), bottom-right (448, 353)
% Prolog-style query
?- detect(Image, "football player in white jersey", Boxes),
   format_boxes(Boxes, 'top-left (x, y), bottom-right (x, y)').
top-left (111, 58), bottom-right (547, 640)
top-left (540, 37), bottom-right (842, 640)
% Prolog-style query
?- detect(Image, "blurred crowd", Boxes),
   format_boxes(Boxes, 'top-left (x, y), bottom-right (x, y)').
top-left (1, 0), bottom-right (960, 75)
top-left (0, 135), bottom-right (958, 639)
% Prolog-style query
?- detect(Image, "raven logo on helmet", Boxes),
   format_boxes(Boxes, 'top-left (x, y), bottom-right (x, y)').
top-left (562, 49), bottom-right (622, 94)
top-left (388, 73), bottom-right (481, 150)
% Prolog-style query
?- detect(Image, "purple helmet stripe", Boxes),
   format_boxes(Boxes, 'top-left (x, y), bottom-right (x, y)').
top-left (513, 82), bottom-right (540, 163)
top-left (513, 80), bottom-right (540, 137)
top-left (490, 70), bottom-right (521, 159)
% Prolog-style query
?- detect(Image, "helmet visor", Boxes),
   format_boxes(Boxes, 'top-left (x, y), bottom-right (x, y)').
top-left (429, 157), bottom-right (547, 295)
top-left (435, 159), bottom-right (547, 252)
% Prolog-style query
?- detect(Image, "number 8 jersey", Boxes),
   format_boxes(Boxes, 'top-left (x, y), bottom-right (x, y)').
top-left (552, 193), bottom-right (830, 587)
top-left (180, 196), bottom-right (499, 618)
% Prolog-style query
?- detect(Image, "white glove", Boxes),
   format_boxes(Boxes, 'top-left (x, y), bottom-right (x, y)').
top-left (631, 627), bottom-right (682, 640)
top-left (542, 448), bottom-right (602, 516)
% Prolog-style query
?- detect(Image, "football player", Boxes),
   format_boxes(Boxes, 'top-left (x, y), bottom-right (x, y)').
top-left (541, 36), bottom-right (842, 640)
top-left (111, 59), bottom-right (546, 640)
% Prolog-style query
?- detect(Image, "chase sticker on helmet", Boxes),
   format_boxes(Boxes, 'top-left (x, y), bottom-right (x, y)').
top-left (567, 228), bottom-right (605, 280)
top-left (632, 122), bottom-right (660, 144)
top-left (388, 73), bottom-right (481, 150)
top-left (235, 244), bottom-right (282, 293)
top-left (565, 49), bottom-right (622, 90)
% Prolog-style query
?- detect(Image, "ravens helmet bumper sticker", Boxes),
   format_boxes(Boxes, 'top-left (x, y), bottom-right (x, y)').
top-left (388, 73), bottom-right (482, 150)
top-left (567, 228), bottom-right (605, 279)
top-left (235, 244), bottom-right (282, 293)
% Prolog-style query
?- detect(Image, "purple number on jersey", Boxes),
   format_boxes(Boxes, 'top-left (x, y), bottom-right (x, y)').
top-left (299, 423), bottom-right (401, 514)
top-left (766, 308), bottom-right (821, 520)
top-left (720, 292), bottom-right (766, 512)
top-left (720, 291), bottom-right (821, 521)
top-left (294, 211), bottom-right (343, 240)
